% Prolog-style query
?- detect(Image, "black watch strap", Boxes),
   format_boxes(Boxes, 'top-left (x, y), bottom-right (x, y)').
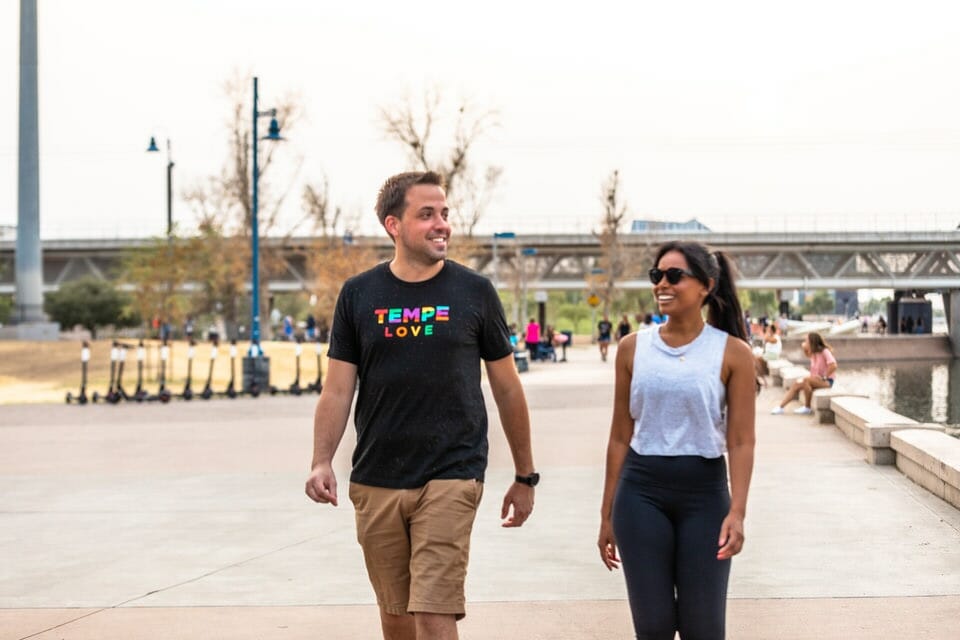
top-left (515, 471), bottom-right (540, 487)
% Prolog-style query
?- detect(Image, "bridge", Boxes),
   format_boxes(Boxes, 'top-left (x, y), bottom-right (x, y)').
top-left (2, 230), bottom-right (959, 294)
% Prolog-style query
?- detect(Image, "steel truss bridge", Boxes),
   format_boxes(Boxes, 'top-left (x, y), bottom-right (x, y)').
top-left (2, 231), bottom-right (959, 295)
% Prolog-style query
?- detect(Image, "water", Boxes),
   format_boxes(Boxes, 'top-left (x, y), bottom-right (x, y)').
top-left (838, 360), bottom-right (960, 427)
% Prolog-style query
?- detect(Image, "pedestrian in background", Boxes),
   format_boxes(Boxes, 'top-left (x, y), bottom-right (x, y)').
top-left (616, 314), bottom-right (632, 343)
top-left (771, 331), bottom-right (837, 415)
top-left (524, 317), bottom-right (540, 356)
top-left (597, 314), bottom-right (613, 362)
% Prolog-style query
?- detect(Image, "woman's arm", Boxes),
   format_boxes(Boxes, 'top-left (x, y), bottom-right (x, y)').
top-left (823, 349), bottom-right (838, 378)
top-left (719, 337), bottom-right (757, 560)
top-left (598, 333), bottom-right (637, 570)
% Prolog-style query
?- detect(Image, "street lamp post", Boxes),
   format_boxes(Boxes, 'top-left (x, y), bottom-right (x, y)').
top-left (240, 76), bottom-right (284, 395)
top-left (146, 136), bottom-right (174, 237)
top-left (249, 76), bottom-right (283, 351)
top-left (492, 231), bottom-right (515, 290)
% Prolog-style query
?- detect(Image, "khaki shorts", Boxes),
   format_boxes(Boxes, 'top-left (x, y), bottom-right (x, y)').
top-left (349, 479), bottom-right (483, 619)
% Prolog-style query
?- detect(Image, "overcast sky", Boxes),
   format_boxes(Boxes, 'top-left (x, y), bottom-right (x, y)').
top-left (2, 0), bottom-right (960, 239)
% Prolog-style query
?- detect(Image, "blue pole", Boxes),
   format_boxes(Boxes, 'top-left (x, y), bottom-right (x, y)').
top-left (250, 77), bottom-right (261, 351)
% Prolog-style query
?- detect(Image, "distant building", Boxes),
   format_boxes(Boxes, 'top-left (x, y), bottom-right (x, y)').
top-left (630, 218), bottom-right (711, 233)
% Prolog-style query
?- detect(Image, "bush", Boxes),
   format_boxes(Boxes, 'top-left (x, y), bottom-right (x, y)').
top-left (0, 295), bottom-right (11, 324)
top-left (45, 277), bottom-right (138, 338)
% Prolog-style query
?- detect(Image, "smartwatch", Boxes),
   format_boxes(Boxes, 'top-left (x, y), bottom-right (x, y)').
top-left (515, 472), bottom-right (540, 487)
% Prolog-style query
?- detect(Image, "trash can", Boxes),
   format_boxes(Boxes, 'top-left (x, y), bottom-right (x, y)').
top-left (514, 350), bottom-right (529, 373)
top-left (242, 356), bottom-right (270, 393)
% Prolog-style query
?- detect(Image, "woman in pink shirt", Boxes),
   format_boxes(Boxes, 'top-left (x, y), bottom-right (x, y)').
top-left (771, 332), bottom-right (837, 415)
top-left (524, 318), bottom-right (541, 356)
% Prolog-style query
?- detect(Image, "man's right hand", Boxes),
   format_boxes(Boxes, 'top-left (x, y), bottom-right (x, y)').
top-left (305, 464), bottom-right (339, 506)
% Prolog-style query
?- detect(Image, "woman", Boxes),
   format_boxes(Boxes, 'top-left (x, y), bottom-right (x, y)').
top-left (524, 317), bottom-right (540, 356)
top-left (598, 241), bottom-right (756, 639)
top-left (617, 314), bottom-right (633, 342)
top-left (754, 323), bottom-right (782, 381)
top-left (771, 332), bottom-right (837, 415)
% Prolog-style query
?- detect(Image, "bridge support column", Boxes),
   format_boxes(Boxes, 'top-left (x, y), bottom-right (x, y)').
top-left (945, 290), bottom-right (960, 357)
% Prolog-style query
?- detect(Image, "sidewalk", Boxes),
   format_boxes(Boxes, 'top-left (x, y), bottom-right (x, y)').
top-left (2, 345), bottom-right (960, 639)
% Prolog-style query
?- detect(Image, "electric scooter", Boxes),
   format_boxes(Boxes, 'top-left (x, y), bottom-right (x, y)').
top-left (132, 341), bottom-right (149, 402)
top-left (200, 338), bottom-right (218, 400)
top-left (179, 339), bottom-right (196, 400)
top-left (92, 342), bottom-right (120, 404)
top-left (109, 344), bottom-right (131, 403)
top-left (147, 340), bottom-right (173, 403)
top-left (66, 341), bottom-right (91, 405)
top-left (304, 339), bottom-right (324, 394)
top-left (221, 340), bottom-right (239, 399)
top-left (271, 339), bottom-right (303, 396)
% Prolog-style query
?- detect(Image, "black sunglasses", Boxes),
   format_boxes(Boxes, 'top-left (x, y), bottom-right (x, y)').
top-left (649, 267), bottom-right (696, 285)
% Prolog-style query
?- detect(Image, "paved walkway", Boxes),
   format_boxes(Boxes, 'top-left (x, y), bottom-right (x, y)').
top-left (2, 344), bottom-right (960, 639)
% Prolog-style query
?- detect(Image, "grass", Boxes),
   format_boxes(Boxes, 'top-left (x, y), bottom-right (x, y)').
top-left (0, 339), bottom-right (327, 405)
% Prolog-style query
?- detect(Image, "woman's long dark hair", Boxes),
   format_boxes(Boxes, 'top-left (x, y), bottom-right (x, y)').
top-left (654, 241), bottom-right (749, 342)
top-left (807, 332), bottom-right (833, 354)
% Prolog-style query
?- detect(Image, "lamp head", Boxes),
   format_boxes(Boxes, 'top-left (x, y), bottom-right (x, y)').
top-left (263, 118), bottom-right (284, 141)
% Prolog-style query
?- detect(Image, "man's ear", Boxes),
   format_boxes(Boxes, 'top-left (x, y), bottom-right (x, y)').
top-left (384, 215), bottom-right (400, 239)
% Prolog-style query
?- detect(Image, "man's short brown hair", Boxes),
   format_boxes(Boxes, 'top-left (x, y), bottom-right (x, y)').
top-left (375, 171), bottom-right (445, 226)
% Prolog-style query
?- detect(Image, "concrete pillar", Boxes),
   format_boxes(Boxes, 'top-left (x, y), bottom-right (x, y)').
top-left (16, 0), bottom-right (44, 323)
top-left (946, 290), bottom-right (960, 357)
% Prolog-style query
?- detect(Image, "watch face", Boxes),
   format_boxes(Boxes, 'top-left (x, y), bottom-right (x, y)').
top-left (518, 472), bottom-right (540, 487)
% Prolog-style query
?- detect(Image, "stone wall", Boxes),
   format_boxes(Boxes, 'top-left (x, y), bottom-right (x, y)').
top-left (782, 334), bottom-right (952, 362)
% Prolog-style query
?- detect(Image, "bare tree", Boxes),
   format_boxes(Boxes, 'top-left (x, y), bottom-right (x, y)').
top-left (121, 236), bottom-right (194, 333)
top-left (181, 72), bottom-right (304, 335)
top-left (301, 179), bottom-right (378, 331)
top-left (378, 88), bottom-right (501, 240)
top-left (591, 170), bottom-right (629, 318)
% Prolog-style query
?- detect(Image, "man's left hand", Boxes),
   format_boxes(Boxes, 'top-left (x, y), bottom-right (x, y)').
top-left (501, 483), bottom-right (534, 528)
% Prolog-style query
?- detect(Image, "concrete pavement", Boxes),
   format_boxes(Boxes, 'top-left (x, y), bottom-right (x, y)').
top-left (2, 344), bottom-right (960, 639)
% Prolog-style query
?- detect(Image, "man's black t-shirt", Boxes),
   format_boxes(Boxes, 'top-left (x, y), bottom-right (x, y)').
top-left (328, 261), bottom-right (513, 489)
top-left (597, 320), bottom-right (613, 339)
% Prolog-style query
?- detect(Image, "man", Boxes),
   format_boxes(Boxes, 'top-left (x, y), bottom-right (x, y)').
top-left (305, 171), bottom-right (536, 640)
top-left (597, 313), bottom-right (613, 361)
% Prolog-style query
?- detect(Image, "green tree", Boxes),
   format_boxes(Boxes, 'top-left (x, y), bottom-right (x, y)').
top-left (0, 294), bottom-right (12, 324)
top-left (739, 289), bottom-right (777, 318)
top-left (45, 277), bottom-right (137, 338)
top-left (800, 290), bottom-right (835, 316)
top-left (862, 296), bottom-right (891, 316)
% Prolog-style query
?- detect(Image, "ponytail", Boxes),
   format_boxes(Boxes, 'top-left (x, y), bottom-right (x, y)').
top-left (706, 251), bottom-right (748, 342)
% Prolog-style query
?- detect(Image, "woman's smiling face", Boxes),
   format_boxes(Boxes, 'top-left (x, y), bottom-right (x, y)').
top-left (653, 250), bottom-right (712, 316)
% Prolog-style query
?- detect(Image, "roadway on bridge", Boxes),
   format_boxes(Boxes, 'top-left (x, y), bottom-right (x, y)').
top-left (2, 345), bottom-right (959, 639)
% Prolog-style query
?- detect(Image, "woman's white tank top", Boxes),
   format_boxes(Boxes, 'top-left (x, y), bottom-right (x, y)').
top-left (629, 324), bottom-right (729, 458)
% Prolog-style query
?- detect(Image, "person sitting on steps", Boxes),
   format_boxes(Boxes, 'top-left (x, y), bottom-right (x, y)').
top-left (771, 332), bottom-right (837, 415)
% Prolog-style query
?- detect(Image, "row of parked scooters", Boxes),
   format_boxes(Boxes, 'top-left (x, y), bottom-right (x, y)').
top-left (65, 338), bottom-right (324, 405)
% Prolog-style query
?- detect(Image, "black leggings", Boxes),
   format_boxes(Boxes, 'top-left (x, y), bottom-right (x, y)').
top-left (612, 451), bottom-right (731, 640)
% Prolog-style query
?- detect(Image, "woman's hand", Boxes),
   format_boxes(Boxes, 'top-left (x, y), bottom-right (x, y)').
top-left (716, 511), bottom-right (745, 560)
top-left (598, 519), bottom-right (621, 570)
